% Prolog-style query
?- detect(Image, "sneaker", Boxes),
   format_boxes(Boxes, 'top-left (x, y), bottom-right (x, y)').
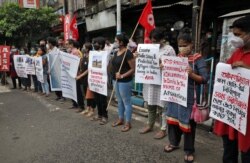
top-left (55, 97), bottom-right (61, 101)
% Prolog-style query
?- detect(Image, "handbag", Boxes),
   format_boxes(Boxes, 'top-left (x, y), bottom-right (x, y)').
top-left (190, 58), bottom-right (210, 123)
top-left (191, 101), bottom-right (210, 123)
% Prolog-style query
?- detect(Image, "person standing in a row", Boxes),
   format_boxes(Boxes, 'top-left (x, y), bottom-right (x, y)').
top-left (111, 33), bottom-right (135, 132)
top-left (213, 15), bottom-right (250, 163)
top-left (91, 37), bottom-right (109, 125)
top-left (164, 28), bottom-right (208, 163)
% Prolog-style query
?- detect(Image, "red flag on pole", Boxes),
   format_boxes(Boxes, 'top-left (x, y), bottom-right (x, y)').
top-left (70, 15), bottom-right (79, 41)
top-left (138, 0), bottom-right (155, 43)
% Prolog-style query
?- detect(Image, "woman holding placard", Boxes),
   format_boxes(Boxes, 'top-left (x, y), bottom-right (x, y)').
top-left (164, 28), bottom-right (208, 163)
top-left (139, 28), bottom-right (176, 139)
top-left (213, 16), bottom-right (250, 163)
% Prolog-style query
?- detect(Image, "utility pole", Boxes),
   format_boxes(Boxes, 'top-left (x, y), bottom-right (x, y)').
top-left (68, 0), bottom-right (74, 19)
top-left (191, 0), bottom-right (199, 52)
top-left (117, 0), bottom-right (121, 34)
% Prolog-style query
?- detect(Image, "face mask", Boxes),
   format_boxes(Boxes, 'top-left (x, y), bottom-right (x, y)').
top-left (20, 50), bottom-right (25, 55)
top-left (46, 44), bottom-right (50, 50)
top-left (11, 49), bottom-right (17, 52)
top-left (207, 34), bottom-right (212, 39)
top-left (30, 50), bottom-right (35, 54)
top-left (93, 44), bottom-right (100, 51)
top-left (67, 48), bottom-right (72, 53)
top-left (228, 34), bottom-right (244, 48)
top-left (113, 42), bottom-right (119, 49)
top-left (178, 46), bottom-right (191, 55)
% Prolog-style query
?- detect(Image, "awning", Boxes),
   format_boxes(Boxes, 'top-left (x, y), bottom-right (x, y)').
top-left (219, 9), bottom-right (250, 18)
top-left (153, 0), bottom-right (193, 9)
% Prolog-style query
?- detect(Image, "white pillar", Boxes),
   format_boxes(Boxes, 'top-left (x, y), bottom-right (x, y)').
top-left (116, 0), bottom-right (121, 34)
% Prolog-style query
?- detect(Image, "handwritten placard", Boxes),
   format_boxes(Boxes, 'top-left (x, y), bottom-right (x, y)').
top-left (160, 56), bottom-right (189, 107)
top-left (210, 63), bottom-right (250, 135)
top-left (135, 44), bottom-right (161, 85)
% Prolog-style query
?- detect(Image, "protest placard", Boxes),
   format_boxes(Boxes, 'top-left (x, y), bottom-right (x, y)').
top-left (34, 57), bottom-right (44, 83)
top-left (25, 56), bottom-right (35, 75)
top-left (135, 44), bottom-right (161, 85)
top-left (0, 46), bottom-right (10, 72)
top-left (210, 63), bottom-right (250, 135)
top-left (14, 55), bottom-right (27, 78)
top-left (160, 56), bottom-right (189, 107)
top-left (48, 49), bottom-right (62, 91)
top-left (88, 51), bottom-right (109, 96)
top-left (61, 52), bottom-right (80, 102)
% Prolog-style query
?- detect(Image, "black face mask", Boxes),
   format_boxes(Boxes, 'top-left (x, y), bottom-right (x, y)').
top-left (93, 44), bottom-right (100, 50)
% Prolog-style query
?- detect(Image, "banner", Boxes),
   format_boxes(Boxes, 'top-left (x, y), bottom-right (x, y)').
top-left (210, 63), bottom-right (250, 135)
top-left (14, 55), bottom-right (28, 78)
top-left (34, 57), bottom-right (44, 83)
top-left (135, 44), bottom-right (161, 85)
top-left (160, 56), bottom-right (189, 107)
top-left (64, 14), bottom-right (70, 41)
top-left (88, 51), bottom-right (109, 96)
top-left (0, 46), bottom-right (10, 72)
top-left (25, 56), bottom-right (35, 75)
top-left (61, 52), bottom-right (80, 102)
top-left (48, 49), bottom-right (62, 91)
top-left (19, 0), bottom-right (40, 9)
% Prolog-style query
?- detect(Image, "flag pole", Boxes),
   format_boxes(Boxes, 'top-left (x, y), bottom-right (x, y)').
top-left (106, 21), bottom-right (140, 110)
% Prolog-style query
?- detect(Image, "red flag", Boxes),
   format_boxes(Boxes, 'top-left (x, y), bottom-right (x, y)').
top-left (70, 15), bottom-right (79, 41)
top-left (138, 0), bottom-right (155, 43)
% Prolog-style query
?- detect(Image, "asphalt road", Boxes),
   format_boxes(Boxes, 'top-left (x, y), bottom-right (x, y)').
top-left (0, 85), bottom-right (223, 163)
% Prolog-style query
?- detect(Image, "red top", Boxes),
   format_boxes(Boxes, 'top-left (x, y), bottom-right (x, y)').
top-left (213, 48), bottom-right (250, 152)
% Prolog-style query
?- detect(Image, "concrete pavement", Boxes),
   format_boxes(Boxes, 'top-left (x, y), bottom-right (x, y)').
top-left (0, 84), bottom-right (223, 163)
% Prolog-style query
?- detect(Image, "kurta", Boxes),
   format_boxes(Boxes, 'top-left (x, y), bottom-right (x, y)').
top-left (166, 54), bottom-right (208, 132)
top-left (213, 48), bottom-right (250, 152)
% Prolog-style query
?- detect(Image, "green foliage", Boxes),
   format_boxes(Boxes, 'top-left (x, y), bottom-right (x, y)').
top-left (0, 3), bottom-right (58, 43)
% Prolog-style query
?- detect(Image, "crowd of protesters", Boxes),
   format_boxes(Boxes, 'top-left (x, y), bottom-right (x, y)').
top-left (3, 15), bottom-right (250, 163)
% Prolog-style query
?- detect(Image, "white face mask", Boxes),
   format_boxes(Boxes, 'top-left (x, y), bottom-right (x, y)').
top-left (46, 44), bottom-right (50, 50)
top-left (113, 42), bottom-right (119, 49)
top-left (228, 33), bottom-right (244, 48)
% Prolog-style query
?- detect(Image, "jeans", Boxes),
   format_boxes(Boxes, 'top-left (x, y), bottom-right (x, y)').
top-left (113, 80), bottom-right (133, 123)
top-left (41, 74), bottom-right (49, 95)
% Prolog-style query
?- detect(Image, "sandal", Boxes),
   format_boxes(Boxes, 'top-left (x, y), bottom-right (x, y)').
top-left (154, 130), bottom-right (167, 139)
top-left (90, 116), bottom-right (101, 121)
top-left (112, 120), bottom-right (124, 127)
top-left (121, 123), bottom-right (131, 132)
top-left (139, 126), bottom-right (152, 134)
top-left (99, 117), bottom-right (108, 125)
top-left (163, 144), bottom-right (179, 153)
top-left (184, 154), bottom-right (194, 163)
